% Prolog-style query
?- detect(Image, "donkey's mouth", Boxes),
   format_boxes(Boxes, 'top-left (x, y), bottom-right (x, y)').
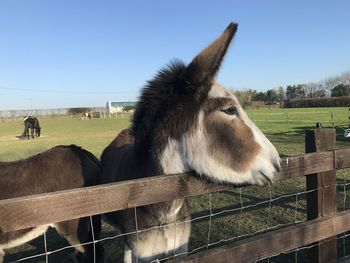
top-left (259, 171), bottom-right (272, 185)
top-left (253, 170), bottom-right (274, 186)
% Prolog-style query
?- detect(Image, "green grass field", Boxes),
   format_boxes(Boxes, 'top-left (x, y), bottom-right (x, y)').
top-left (0, 116), bottom-right (130, 161)
top-left (1, 108), bottom-right (350, 263)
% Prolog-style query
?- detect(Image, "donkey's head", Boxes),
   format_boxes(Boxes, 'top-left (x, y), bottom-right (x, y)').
top-left (132, 23), bottom-right (281, 185)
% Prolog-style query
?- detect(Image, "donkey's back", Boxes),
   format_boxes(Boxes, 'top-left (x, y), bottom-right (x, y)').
top-left (0, 145), bottom-right (98, 198)
top-left (101, 129), bottom-right (148, 183)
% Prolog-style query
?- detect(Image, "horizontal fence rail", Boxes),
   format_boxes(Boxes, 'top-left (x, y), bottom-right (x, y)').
top-left (0, 107), bottom-right (106, 118)
top-left (1, 147), bottom-right (350, 234)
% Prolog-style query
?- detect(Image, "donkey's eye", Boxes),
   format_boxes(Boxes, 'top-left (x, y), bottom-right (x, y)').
top-left (222, 107), bottom-right (237, 115)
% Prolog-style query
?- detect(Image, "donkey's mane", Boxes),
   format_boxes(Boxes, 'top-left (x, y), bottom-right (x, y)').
top-left (132, 60), bottom-right (204, 156)
top-left (132, 60), bottom-right (186, 134)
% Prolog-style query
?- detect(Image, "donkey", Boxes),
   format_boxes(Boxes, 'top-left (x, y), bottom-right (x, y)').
top-left (23, 116), bottom-right (41, 139)
top-left (81, 112), bottom-right (92, 120)
top-left (100, 23), bottom-right (281, 262)
top-left (0, 145), bottom-right (103, 263)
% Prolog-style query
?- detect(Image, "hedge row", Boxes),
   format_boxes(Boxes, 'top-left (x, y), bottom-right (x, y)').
top-left (67, 107), bottom-right (91, 114)
top-left (283, 97), bottom-right (350, 108)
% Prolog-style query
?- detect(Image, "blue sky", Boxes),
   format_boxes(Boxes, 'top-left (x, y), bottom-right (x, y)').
top-left (0, 0), bottom-right (349, 110)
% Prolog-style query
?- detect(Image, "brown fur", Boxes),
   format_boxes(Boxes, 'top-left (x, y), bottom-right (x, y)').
top-left (203, 98), bottom-right (261, 171)
top-left (0, 148), bottom-right (83, 199)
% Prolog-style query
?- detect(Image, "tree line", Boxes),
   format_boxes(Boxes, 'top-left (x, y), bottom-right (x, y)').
top-left (234, 70), bottom-right (350, 107)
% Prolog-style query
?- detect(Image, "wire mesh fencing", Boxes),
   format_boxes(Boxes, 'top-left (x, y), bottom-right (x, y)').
top-left (3, 156), bottom-right (350, 263)
top-left (3, 168), bottom-right (349, 263)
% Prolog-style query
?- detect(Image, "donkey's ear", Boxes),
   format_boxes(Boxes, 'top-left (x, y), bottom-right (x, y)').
top-left (184, 23), bottom-right (237, 93)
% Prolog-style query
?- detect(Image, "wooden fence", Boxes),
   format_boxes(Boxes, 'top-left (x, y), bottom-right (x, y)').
top-left (1, 128), bottom-right (350, 262)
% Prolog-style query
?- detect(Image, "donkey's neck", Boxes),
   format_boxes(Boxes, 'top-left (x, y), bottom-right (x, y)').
top-left (146, 193), bottom-right (185, 224)
top-left (137, 138), bottom-right (188, 220)
top-left (158, 137), bottom-right (190, 175)
top-left (134, 136), bottom-right (189, 177)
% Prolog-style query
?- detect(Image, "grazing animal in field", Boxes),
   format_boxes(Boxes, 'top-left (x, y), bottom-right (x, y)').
top-left (23, 116), bottom-right (41, 139)
top-left (0, 145), bottom-right (103, 263)
top-left (100, 23), bottom-right (281, 263)
top-left (81, 112), bottom-right (92, 120)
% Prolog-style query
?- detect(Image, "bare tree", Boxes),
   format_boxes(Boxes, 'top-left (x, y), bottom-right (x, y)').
top-left (304, 82), bottom-right (319, 98)
top-left (231, 89), bottom-right (252, 108)
top-left (276, 87), bottom-right (285, 103)
top-left (322, 70), bottom-right (350, 93)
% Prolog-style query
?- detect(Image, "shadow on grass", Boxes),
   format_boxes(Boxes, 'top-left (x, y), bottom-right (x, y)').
top-left (4, 228), bottom-right (76, 263)
top-left (191, 190), bottom-right (307, 224)
top-left (267, 124), bottom-right (350, 151)
top-left (4, 224), bottom-right (125, 263)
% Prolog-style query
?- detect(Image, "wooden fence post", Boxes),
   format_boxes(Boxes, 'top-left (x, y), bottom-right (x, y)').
top-left (305, 128), bottom-right (337, 263)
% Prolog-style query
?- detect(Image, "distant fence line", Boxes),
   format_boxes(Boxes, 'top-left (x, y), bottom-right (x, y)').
top-left (251, 111), bottom-right (332, 115)
top-left (0, 107), bottom-right (106, 118)
top-left (248, 110), bottom-right (349, 129)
